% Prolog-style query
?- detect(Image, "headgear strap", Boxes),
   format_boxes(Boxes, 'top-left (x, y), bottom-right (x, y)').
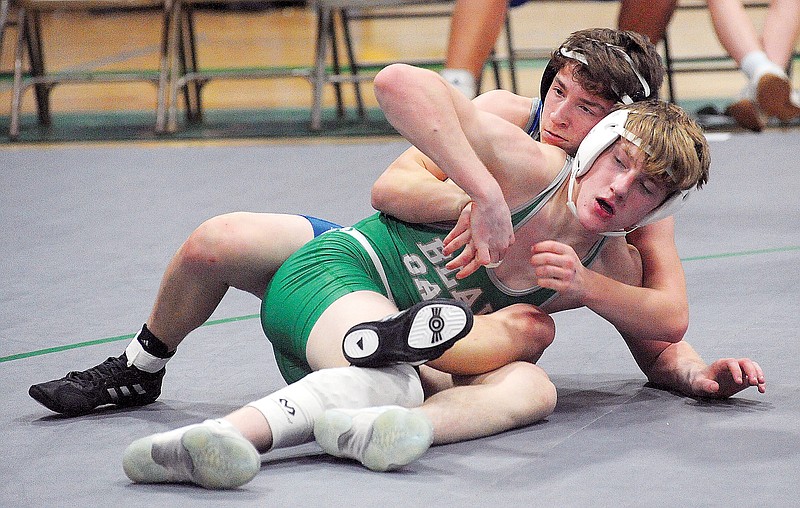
top-left (556, 40), bottom-right (651, 104)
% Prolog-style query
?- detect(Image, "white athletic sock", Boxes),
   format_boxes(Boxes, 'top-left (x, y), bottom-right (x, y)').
top-left (148, 418), bottom-right (232, 440)
top-left (125, 338), bottom-right (171, 373)
top-left (440, 68), bottom-right (477, 99)
top-left (122, 418), bottom-right (261, 489)
top-left (741, 51), bottom-right (770, 79)
top-left (314, 406), bottom-right (433, 471)
top-left (246, 364), bottom-right (423, 450)
top-left (741, 51), bottom-right (785, 82)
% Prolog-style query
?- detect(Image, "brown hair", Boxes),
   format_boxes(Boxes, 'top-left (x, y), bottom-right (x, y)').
top-left (549, 28), bottom-right (665, 103)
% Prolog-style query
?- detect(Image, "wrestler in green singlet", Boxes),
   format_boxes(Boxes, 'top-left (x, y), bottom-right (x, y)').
top-left (261, 159), bottom-right (606, 383)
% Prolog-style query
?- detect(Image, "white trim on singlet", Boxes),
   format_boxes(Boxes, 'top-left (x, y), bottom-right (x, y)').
top-left (486, 237), bottom-right (606, 301)
top-left (486, 157), bottom-right (608, 302)
top-left (339, 227), bottom-right (396, 306)
top-left (524, 97), bottom-right (543, 138)
top-left (509, 158), bottom-right (572, 231)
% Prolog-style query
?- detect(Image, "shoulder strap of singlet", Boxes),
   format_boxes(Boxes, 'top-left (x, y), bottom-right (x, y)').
top-left (509, 156), bottom-right (572, 230)
top-left (524, 97), bottom-right (543, 139)
top-left (581, 235), bottom-right (609, 267)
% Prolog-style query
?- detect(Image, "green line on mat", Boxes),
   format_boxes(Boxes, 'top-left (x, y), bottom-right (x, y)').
top-left (681, 245), bottom-right (800, 261)
top-left (0, 314), bottom-right (259, 363)
top-left (2, 245), bottom-right (798, 364)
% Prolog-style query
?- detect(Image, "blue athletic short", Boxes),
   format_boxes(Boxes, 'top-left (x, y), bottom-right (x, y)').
top-left (301, 215), bottom-right (341, 237)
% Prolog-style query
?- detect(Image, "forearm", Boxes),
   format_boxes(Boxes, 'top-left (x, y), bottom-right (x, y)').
top-left (373, 63), bottom-right (505, 209)
top-left (591, 219), bottom-right (689, 343)
top-left (371, 152), bottom-right (471, 223)
top-left (370, 89), bottom-right (536, 224)
top-left (581, 268), bottom-right (687, 343)
top-left (626, 336), bottom-right (706, 395)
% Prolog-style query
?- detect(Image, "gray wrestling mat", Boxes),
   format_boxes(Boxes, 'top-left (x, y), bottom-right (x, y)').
top-left (2, 131), bottom-right (798, 507)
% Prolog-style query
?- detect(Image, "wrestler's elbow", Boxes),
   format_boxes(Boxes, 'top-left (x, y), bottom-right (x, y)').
top-left (665, 305), bottom-right (689, 343)
top-left (374, 64), bottom-right (416, 105)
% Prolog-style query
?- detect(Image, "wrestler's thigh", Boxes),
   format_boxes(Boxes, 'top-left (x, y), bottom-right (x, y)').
top-left (202, 212), bottom-right (315, 295)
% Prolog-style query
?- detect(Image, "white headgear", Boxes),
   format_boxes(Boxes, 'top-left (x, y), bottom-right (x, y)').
top-left (567, 108), bottom-right (693, 236)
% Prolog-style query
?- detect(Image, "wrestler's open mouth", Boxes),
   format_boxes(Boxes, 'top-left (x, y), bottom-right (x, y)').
top-left (597, 198), bottom-right (614, 215)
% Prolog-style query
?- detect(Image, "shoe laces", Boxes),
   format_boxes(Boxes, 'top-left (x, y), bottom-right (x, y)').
top-left (65, 355), bottom-right (140, 388)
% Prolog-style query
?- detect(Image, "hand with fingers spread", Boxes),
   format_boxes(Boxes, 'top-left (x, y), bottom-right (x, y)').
top-left (689, 357), bottom-right (766, 398)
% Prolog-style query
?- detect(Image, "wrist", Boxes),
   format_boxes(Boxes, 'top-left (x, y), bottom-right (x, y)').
top-left (468, 176), bottom-right (505, 208)
top-left (576, 269), bottom-right (604, 309)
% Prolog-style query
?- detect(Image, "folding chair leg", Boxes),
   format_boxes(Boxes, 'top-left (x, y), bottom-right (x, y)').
top-left (0, 0), bottom-right (10, 53)
top-left (504, 14), bottom-right (517, 95)
top-left (662, 33), bottom-right (676, 104)
top-left (166, 0), bottom-right (183, 132)
top-left (489, 48), bottom-right (502, 91)
top-left (340, 8), bottom-right (364, 119)
top-left (181, 5), bottom-right (202, 122)
top-left (311, 6), bottom-right (331, 131)
top-left (155, 0), bottom-right (172, 133)
top-left (10, 8), bottom-right (27, 140)
top-left (25, 12), bottom-right (50, 124)
top-left (328, 12), bottom-right (345, 118)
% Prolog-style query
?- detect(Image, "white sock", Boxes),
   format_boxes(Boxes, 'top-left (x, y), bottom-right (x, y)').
top-left (148, 418), bottom-right (231, 443)
top-left (125, 337), bottom-right (170, 373)
top-left (741, 51), bottom-right (785, 81)
top-left (314, 405), bottom-right (433, 471)
top-left (246, 364), bottom-right (424, 450)
top-left (440, 68), bottom-right (477, 99)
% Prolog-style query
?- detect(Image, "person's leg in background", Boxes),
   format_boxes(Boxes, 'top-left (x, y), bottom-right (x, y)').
top-left (617, 0), bottom-right (678, 44)
top-left (440, 0), bottom-right (509, 98)
top-left (709, 0), bottom-right (800, 130)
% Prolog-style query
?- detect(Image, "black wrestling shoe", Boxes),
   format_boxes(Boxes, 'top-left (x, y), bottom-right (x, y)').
top-left (343, 299), bottom-right (473, 367)
top-left (29, 353), bottom-right (165, 416)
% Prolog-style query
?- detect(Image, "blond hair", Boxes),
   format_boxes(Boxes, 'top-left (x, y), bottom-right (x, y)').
top-left (620, 100), bottom-right (710, 192)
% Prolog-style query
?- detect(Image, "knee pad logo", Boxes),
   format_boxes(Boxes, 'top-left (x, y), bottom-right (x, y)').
top-left (279, 398), bottom-right (296, 416)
